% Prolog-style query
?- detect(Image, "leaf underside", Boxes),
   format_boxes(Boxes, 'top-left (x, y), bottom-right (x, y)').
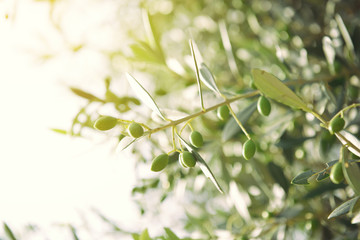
top-left (126, 73), bottom-right (166, 120)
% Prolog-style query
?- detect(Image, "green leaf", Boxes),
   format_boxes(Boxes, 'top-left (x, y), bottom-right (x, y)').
top-left (132, 233), bottom-right (140, 240)
top-left (130, 42), bottom-right (163, 64)
top-left (328, 196), bottom-right (360, 219)
top-left (164, 228), bottom-right (180, 240)
top-left (199, 63), bottom-right (221, 95)
top-left (51, 128), bottom-right (68, 135)
top-left (342, 160), bottom-right (360, 195)
top-left (3, 223), bottom-right (17, 240)
top-left (69, 225), bottom-right (80, 240)
top-left (140, 228), bottom-right (151, 240)
top-left (252, 69), bottom-right (312, 112)
top-left (316, 170), bottom-right (329, 182)
top-left (126, 73), bottom-right (167, 120)
top-left (222, 102), bottom-right (257, 142)
top-left (70, 87), bottom-right (104, 102)
top-left (316, 160), bottom-right (338, 181)
top-left (177, 133), bottom-right (224, 194)
top-left (189, 39), bottom-right (204, 110)
top-left (142, 9), bottom-right (165, 63)
top-left (116, 137), bottom-right (139, 152)
top-left (291, 170), bottom-right (316, 185)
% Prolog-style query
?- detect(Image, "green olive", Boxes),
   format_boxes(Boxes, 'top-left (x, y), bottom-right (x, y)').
top-left (217, 105), bottom-right (230, 121)
top-left (243, 139), bottom-right (256, 160)
top-left (189, 131), bottom-right (203, 148)
top-left (330, 162), bottom-right (344, 184)
top-left (128, 122), bottom-right (144, 138)
top-left (94, 116), bottom-right (117, 131)
top-left (179, 154), bottom-right (188, 168)
top-left (151, 153), bottom-right (169, 172)
top-left (257, 96), bottom-right (271, 116)
top-left (329, 116), bottom-right (345, 134)
top-left (180, 151), bottom-right (196, 168)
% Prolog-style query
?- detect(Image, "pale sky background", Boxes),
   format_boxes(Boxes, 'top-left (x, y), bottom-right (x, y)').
top-left (0, 0), bottom-right (149, 238)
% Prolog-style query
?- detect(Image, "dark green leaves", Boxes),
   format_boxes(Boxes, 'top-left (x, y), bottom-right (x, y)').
top-left (292, 160), bottom-right (339, 185)
top-left (328, 197), bottom-right (360, 219)
top-left (291, 170), bottom-right (316, 185)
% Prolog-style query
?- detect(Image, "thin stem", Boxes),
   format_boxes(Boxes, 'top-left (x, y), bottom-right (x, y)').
top-left (332, 103), bottom-right (360, 119)
top-left (146, 90), bottom-right (259, 136)
top-left (227, 103), bottom-right (251, 139)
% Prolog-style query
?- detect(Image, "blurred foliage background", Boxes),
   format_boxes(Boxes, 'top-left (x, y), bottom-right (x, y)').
top-left (3, 0), bottom-right (360, 239)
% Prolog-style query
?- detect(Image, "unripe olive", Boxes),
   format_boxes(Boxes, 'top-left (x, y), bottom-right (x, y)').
top-left (330, 162), bottom-right (344, 184)
top-left (180, 151), bottom-right (196, 168)
top-left (217, 105), bottom-right (230, 121)
top-left (94, 116), bottom-right (117, 131)
top-left (243, 139), bottom-right (256, 160)
top-left (179, 154), bottom-right (188, 168)
top-left (151, 153), bottom-right (169, 172)
top-left (257, 96), bottom-right (271, 116)
top-left (189, 131), bottom-right (203, 148)
top-left (329, 116), bottom-right (345, 134)
top-left (128, 122), bottom-right (144, 138)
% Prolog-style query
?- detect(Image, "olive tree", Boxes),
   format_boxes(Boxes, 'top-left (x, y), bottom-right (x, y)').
top-left (5, 0), bottom-right (360, 239)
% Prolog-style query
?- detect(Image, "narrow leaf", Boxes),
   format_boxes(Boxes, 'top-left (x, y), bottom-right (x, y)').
top-left (69, 225), bottom-right (80, 240)
top-left (336, 131), bottom-right (360, 157)
top-left (219, 20), bottom-right (243, 87)
top-left (126, 73), bottom-right (166, 120)
top-left (316, 170), bottom-right (329, 182)
top-left (317, 160), bottom-right (338, 181)
top-left (229, 181), bottom-right (251, 221)
top-left (222, 102), bottom-right (257, 142)
top-left (199, 63), bottom-right (221, 95)
top-left (328, 197), bottom-right (360, 219)
top-left (164, 228), bottom-right (180, 240)
top-left (267, 162), bottom-right (289, 194)
top-left (342, 160), bottom-right (360, 195)
top-left (177, 133), bottom-right (224, 193)
top-left (3, 223), bottom-right (17, 240)
top-left (51, 128), bottom-right (68, 135)
top-left (252, 69), bottom-right (312, 112)
top-left (189, 39), bottom-right (204, 110)
top-left (322, 36), bottom-right (336, 74)
top-left (291, 170), bottom-right (316, 185)
top-left (70, 87), bottom-right (103, 102)
top-left (116, 137), bottom-right (139, 153)
top-left (335, 14), bottom-right (355, 58)
top-left (139, 228), bottom-right (151, 240)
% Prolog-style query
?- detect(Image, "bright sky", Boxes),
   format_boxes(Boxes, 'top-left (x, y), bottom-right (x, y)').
top-left (0, 0), bottom-right (143, 238)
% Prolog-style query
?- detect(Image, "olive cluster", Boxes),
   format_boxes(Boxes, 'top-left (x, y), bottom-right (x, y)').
top-left (93, 94), bottom-right (275, 172)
